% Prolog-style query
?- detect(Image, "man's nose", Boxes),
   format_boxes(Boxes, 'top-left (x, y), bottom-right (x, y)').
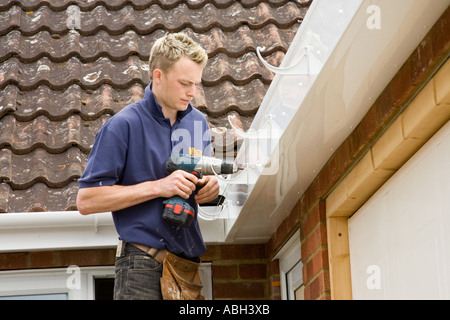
top-left (187, 84), bottom-right (197, 97)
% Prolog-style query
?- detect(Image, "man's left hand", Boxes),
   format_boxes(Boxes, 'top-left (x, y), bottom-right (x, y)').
top-left (194, 176), bottom-right (220, 204)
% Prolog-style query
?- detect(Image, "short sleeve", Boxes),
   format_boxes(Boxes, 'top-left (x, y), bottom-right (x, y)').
top-left (78, 122), bottom-right (128, 188)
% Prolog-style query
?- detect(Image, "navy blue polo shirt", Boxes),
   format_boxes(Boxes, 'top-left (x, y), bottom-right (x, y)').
top-left (78, 84), bottom-right (212, 258)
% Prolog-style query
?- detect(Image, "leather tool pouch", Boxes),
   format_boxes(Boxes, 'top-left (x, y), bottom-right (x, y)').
top-left (160, 252), bottom-right (205, 300)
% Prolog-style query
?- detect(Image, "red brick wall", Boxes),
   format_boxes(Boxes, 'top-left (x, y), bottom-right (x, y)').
top-left (0, 249), bottom-right (116, 271)
top-left (201, 244), bottom-right (279, 300)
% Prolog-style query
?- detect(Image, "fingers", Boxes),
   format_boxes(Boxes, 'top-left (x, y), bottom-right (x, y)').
top-left (158, 170), bottom-right (198, 199)
top-left (160, 171), bottom-right (220, 203)
top-left (195, 176), bottom-right (220, 204)
top-left (173, 170), bottom-right (198, 199)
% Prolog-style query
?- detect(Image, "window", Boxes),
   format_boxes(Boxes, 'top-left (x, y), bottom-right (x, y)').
top-left (275, 230), bottom-right (303, 300)
top-left (0, 266), bottom-right (114, 300)
top-left (286, 260), bottom-right (304, 300)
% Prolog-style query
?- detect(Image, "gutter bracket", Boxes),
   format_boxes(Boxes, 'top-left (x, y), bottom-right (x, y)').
top-left (256, 46), bottom-right (323, 76)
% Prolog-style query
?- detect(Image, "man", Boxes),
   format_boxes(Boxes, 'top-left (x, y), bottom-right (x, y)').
top-left (76, 33), bottom-right (220, 300)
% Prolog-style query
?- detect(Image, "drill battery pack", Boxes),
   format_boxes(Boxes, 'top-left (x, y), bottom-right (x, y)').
top-left (162, 196), bottom-right (195, 228)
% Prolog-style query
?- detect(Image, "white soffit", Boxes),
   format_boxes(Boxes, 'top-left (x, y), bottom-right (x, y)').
top-left (224, 0), bottom-right (450, 243)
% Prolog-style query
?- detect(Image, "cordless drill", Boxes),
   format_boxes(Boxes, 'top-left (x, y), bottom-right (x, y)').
top-left (162, 154), bottom-right (238, 227)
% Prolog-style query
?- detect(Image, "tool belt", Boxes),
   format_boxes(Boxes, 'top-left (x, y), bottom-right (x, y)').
top-left (131, 242), bottom-right (168, 264)
top-left (160, 252), bottom-right (206, 300)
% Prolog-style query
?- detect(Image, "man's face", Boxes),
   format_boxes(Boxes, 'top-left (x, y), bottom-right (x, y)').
top-left (154, 56), bottom-right (204, 113)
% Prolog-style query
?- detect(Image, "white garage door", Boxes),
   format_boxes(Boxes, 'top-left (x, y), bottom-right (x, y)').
top-left (348, 121), bottom-right (450, 299)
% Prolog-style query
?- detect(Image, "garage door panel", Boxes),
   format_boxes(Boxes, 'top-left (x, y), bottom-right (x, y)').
top-left (349, 122), bottom-right (450, 299)
top-left (397, 237), bottom-right (442, 300)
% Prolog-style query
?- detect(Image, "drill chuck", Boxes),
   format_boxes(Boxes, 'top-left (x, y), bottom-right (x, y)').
top-left (219, 162), bottom-right (237, 174)
top-left (195, 156), bottom-right (238, 176)
top-left (166, 154), bottom-right (238, 177)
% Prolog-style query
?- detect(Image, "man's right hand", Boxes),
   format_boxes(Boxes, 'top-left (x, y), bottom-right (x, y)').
top-left (156, 170), bottom-right (199, 200)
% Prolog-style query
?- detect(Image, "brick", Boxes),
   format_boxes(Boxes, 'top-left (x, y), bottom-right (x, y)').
top-left (430, 7), bottom-right (450, 61)
top-left (269, 231), bottom-right (282, 255)
top-left (301, 177), bottom-right (321, 215)
top-left (29, 251), bottom-right (55, 268)
top-left (270, 276), bottom-right (282, 300)
top-left (213, 282), bottom-right (267, 299)
top-left (303, 248), bottom-right (329, 285)
top-left (410, 34), bottom-right (434, 86)
top-left (353, 107), bottom-right (379, 148)
top-left (212, 264), bottom-right (238, 280)
top-left (304, 270), bottom-right (330, 300)
top-left (268, 259), bottom-right (280, 276)
top-left (287, 203), bottom-right (301, 230)
top-left (239, 263), bottom-right (267, 279)
top-left (391, 60), bottom-right (415, 107)
top-left (300, 201), bottom-right (325, 241)
top-left (58, 249), bottom-right (115, 267)
top-left (202, 245), bottom-right (220, 262)
top-left (373, 86), bottom-right (396, 127)
top-left (269, 207), bottom-right (301, 254)
top-left (301, 224), bottom-right (327, 263)
top-left (0, 252), bottom-right (28, 270)
top-left (329, 138), bottom-right (353, 180)
top-left (220, 244), bottom-right (267, 260)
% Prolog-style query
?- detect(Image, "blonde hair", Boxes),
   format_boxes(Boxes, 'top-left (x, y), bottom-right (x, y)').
top-left (149, 33), bottom-right (208, 79)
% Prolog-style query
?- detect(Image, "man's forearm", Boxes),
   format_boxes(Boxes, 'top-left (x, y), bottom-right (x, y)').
top-left (76, 181), bottom-right (159, 215)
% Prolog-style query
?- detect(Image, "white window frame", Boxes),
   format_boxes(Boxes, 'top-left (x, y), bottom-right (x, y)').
top-left (199, 263), bottom-right (213, 300)
top-left (275, 229), bottom-right (303, 300)
top-left (0, 266), bottom-right (114, 300)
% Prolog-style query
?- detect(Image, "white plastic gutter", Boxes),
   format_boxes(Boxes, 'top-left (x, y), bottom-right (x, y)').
top-left (0, 211), bottom-right (117, 252)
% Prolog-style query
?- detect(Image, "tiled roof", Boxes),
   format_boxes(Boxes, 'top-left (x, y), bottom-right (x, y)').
top-left (0, 0), bottom-right (310, 213)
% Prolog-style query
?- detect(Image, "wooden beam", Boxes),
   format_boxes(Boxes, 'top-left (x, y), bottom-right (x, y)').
top-left (327, 217), bottom-right (352, 300)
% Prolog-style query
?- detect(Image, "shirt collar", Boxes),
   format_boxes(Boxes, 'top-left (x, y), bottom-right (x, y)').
top-left (144, 83), bottom-right (193, 123)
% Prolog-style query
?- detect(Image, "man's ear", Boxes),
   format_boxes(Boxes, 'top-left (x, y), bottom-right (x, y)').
top-left (153, 69), bottom-right (162, 84)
